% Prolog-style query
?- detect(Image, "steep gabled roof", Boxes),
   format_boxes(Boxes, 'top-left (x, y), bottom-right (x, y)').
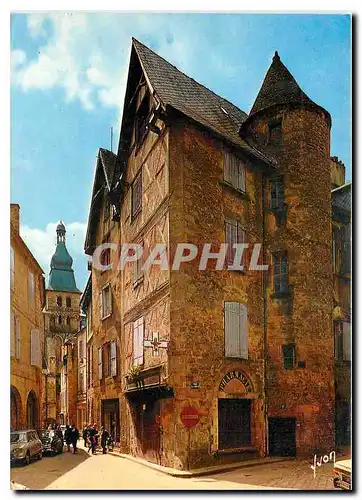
top-left (84, 148), bottom-right (117, 254)
top-left (250, 51), bottom-right (330, 124)
top-left (132, 38), bottom-right (276, 167)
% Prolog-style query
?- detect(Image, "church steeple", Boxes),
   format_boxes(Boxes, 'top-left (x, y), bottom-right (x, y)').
top-left (48, 221), bottom-right (80, 292)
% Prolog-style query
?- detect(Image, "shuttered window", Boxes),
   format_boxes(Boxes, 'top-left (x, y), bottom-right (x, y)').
top-left (30, 329), bottom-right (40, 367)
top-left (273, 253), bottom-right (289, 294)
top-left (133, 317), bottom-right (144, 366)
top-left (28, 271), bottom-right (35, 308)
top-left (282, 344), bottom-right (296, 369)
top-left (98, 346), bottom-right (103, 379)
top-left (111, 340), bottom-right (117, 376)
top-left (15, 316), bottom-right (21, 359)
top-left (225, 219), bottom-right (246, 269)
top-left (270, 177), bottom-right (284, 209)
top-left (132, 170), bottom-right (142, 219)
top-left (11, 310), bottom-right (15, 357)
top-left (224, 302), bottom-right (248, 359)
top-left (343, 322), bottom-right (351, 361)
top-left (11, 246), bottom-right (15, 290)
top-left (100, 285), bottom-right (112, 319)
top-left (224, 151), bottom-right (246, 193)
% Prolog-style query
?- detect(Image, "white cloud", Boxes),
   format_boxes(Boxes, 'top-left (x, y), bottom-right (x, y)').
top-left (11, 49), bottom-right (27, 69)
top-left (20, 221), bottom-right (87, 282)
top-left (11, 13), bottom-right (247, 119)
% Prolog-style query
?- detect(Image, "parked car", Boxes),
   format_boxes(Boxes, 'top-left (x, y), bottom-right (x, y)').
top-left (333, 458), bottom-right (352, 490)
top-left (39, 429), bottom-right (63, 456)
top-left (10, 430), bottom-right (42, 466)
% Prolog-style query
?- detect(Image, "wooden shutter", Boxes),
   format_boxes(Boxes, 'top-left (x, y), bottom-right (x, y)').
top-left (225, 219), bottom-right (237, 267)
top-left (239, 303), bottom-right (248, 359)
top-left (98, 346), bottom-right (103, 379)
top-left (107, 286), bottom-right (112, 316)
top-left (30, 329), bottom-right (40, 366)
top-left (343, 322), bottom-right (351, 361)
top-left (133, 317), bottom-right (144, 366)
top-left (15, 316), bottom-right (21, 359)
top-left (224, 302), bottom-right (248, 359)
top-left (111, 340), bottom-right (117, 376)
top-left (10, 310), bottom-right (15, 356)
top-left (99, 291), bottom-right (103, 319)
top-left (11, 247), bottom-right (15, 290)
top-left (237, 223), bottom-right (246, 268)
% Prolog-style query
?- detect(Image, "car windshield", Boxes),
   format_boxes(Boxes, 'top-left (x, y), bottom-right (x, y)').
top-left (11, 432), bottom-right (26, 443)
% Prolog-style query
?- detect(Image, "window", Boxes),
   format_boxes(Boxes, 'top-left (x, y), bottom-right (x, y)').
top-left (111, 340), bottom-right (117, 377)
top-left (224, 302), bottom-right (248, 359)
top-left (273, 253), bottom-right (289, 295)
top-left (30, 329), bottom-right (40, 367)
top-left (57, 296), bottom-right (62, 307)
top-left (225, 219), bottom-right (246, 269)
top-left (98, 346), bottom-right (103, 379)
top-left (99, 285), bottom-right (112, 319)
top-left (15, 316), bottom-right (21, 359)
top-left (11, 310), bottom-right (15, 357)
top-left (87, 346), bottom-right (93, 388)
top-left (79, 371), bottom-right (85, 394)
top-left (282, 344), bottom-right (296, 369)
top-left (58, 315), bottom-right (62, 325)
top-left (11, 246), bottom-right (15, 290)
top-left (66, 316), bottom-right (71, 326)
top-left (106, 343), bottom-right (112, 377)
top-left (268, 120), bottom-right (282, 145)
top-left (334, 322), bottom-right (351, 361)
top-left (341, 223), bottom-right (351, 275)
top-left (332, 226), bottom-right (339, 273)
top-left (66, 297), bottom-right (71, 308)
top-left (133, 317), bottom-right (144, 366)
top-left (224, 151), bottom-right (246, 193)
top-left (79, 339), bottom-right (84, 360)
top-left (135, 93), bottom-right (150, 147)
top-left (28, 271), bottom-right (35, 308)
top-left (270, 177), bottom-right (284, 209)
top-left (100, 247), bottom-right (111, 269)
top-left (131, 170), bottom-right (142, 219)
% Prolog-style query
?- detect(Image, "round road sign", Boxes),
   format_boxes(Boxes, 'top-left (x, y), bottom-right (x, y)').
top-left (180, 407), bottom-right (200, 428)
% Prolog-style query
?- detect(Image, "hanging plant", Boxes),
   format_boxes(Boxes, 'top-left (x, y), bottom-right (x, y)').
top-left (126, 365), bottom-right (142, 383)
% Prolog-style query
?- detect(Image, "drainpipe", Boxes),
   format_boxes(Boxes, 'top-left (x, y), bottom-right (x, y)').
top-left (262, 173), bottom-right (269, 457)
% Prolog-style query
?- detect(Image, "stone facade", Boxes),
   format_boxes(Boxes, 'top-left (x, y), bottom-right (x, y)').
top-left (83, 40), bottom-right (349, 470)
top-left (11, 204), bottom-right (45, 431)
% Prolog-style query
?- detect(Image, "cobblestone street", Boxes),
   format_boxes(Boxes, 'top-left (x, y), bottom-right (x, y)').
top-left (10, 443), bottom-right (339, 490)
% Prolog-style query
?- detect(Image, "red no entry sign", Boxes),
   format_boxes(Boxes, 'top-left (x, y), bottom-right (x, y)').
top-left (180, 407), bottom-right (200, 428)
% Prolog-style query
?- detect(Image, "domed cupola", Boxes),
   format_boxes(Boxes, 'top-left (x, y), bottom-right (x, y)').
top-left (48, 221), bottom-right (80, 292)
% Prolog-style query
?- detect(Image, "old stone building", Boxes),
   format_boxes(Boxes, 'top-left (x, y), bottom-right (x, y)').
top-left (84, 39), bottom-right (349, 469)
top-left (43, 222), bottom-right (81, 426)
top-left (11, 204), bottom-right (45, 431)
top-left (76, 318), bottom-right (87, 430)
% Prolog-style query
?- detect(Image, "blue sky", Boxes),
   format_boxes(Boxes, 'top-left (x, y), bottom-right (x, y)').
top-left (10, 13), bottom-right (351, 291)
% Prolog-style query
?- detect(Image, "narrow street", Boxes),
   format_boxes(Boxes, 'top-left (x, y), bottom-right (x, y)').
top-left (11, 443), bottom-right (337, 490)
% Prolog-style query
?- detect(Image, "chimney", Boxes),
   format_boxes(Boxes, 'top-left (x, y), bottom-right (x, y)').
top-left (10, 204), bottom-right (20, 234)
top-left (330, 156), bottom-right (346, 189)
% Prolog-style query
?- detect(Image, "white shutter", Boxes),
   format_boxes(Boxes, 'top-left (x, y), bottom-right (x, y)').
top-left (30, 329), bottom-right (35, 365)
top-left (98, 346), bottom-right (103, 379)
top-left (343, 322), bottom-right (351, 361)
top-left (108, 287), bottom-right (112, 316)
top-left (111, 340), bottom-right (117, 376)
top-left (225, 302), bottom-right (240, 357)
top-left (133, 318), bottom-right (144, 366)
top-left (10, 310), bottom-right (15, 356)
top-left (224, 302), bottom-right (248, 359)
top-left (15, 316), bottom-right (21, 359)
top-left (99, 292), bottom-right (103, 319)
top-left (239, 303), bottom-right (248, 359)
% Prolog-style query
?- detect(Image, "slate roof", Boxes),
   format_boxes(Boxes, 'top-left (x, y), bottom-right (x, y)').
top-left (99, 148), bottom-right (117, 190)
top-left (332, 182), bottom-right (351, 214)
top-left (250, 51), bottom-right (329, 122)
top-left (132, 38), bottom-right (276, 166)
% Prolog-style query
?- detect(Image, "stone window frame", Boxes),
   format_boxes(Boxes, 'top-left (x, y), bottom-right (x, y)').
top-left (272, 251), bottom-right (290, 298)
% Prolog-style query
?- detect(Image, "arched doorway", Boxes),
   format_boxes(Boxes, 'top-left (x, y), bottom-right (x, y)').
top-left (26, 391), bottom-right (38, 430)
top-left (11, 386), bottom-right (22, 430)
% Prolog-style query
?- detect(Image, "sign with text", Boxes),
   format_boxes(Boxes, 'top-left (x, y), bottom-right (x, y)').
top-left (219, 370), bottom-right (252, 392)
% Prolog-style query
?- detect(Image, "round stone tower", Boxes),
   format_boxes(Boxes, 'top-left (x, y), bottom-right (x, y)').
top-left (241, 51), bottom-right (334, 456)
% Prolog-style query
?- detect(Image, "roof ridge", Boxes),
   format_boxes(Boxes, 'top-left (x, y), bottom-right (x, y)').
top-left (132, 37), bottom-right (248, 119)
top-left (331, 182), bottom-right (351, 193)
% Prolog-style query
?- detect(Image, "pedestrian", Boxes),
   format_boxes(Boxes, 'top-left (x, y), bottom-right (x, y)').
top-left (100, 426), bottom-right (109, 454)
top-left (71, 424), bottom-right (79, 454)
top-left (88, 424), bottom-right (97, 455)
top-left (64, 424), bottom-right (72, 452)
top-left (82, 424), bottom-right (89, 448)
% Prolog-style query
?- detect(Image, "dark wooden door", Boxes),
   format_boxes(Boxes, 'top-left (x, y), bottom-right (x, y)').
top-left (218, 399), bottom-right (251, 449)
top-left (141, 400), bottom-right (161, 464)
top-left (268, 417), bottom-right (296, 457)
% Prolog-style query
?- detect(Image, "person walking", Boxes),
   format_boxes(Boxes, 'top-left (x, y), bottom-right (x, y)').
top-left (71, 424), bottom-right (79, 454)
top-left (88, 424), bottom-right (97, 455)
top-left (100, 426), bottom-right (109, 454)
top-left (82, 425), bottom-right (89, 448)
top-left (64, 425), bottom-right (72, 452)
